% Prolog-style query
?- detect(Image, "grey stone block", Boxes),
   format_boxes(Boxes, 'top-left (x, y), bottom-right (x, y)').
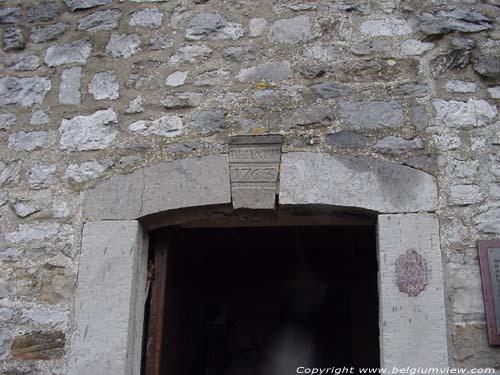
top-left (30, 23), bottom-right (67, 43)
top-left (63, 0), bottom-right (112, 12)
top-left (0, 76), bottom-right (51, 107)
top-left (83, 155), bottom-right (231, 220)
top-left (268, 15), bottom-right (313, 44)
top-left (68, 220), bottom-right (146, 375)
top-left (280, 153), bottom-right (438, 213)
top-left (27, 2), bottom-right (60, 23)
top-left (44, 40), bottom-right (92, 67)
top-left (339, 100), bottom-right (404, 129)
top-left (378, 214), bottom-right (448, 367)
top-left (78, 9), bottom-right (121, 32)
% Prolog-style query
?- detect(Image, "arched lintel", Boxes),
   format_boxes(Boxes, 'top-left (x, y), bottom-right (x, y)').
top-left (83, 152), bottom-right (438, 223)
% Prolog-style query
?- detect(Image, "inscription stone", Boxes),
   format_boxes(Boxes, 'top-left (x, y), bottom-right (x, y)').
top-left (477, 240), bottom-right (500, 345)
top-left (487, 248), bottom-right (500, 334)
top-left (229, 135), bottom-right (282, 209)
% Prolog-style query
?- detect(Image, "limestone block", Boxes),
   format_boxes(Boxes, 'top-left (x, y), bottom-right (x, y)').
top-left (83, 155), bottom-right (231, 220)
top-left (268, 15), bottom-right (313, 44)
top-left (377, 214), bottom-right (448, 367)
top-left (77, 9), bottom-right (122, 32)
top-left (0, 76), bottom-right (51, 107)
top-left (280, 153), bottom-right (438, 213)
top-left (68, 221), bottom-right (147, 375)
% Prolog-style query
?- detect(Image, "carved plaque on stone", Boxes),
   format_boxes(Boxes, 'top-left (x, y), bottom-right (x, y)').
top-left (478, 240), bottom-right (500, 345)
top-left (228, 135), bottom-right (282, 209)
top-left (394, 248), bottom-right (428, 297)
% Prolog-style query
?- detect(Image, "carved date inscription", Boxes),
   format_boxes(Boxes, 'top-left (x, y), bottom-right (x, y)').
top-left (228, 135), bottom-right (282, 209)
top-left (395, 248), bottom-right (428, 297)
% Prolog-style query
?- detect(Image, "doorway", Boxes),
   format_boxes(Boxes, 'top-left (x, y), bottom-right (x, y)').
top-left (144, 225), bottom-right (379, 374)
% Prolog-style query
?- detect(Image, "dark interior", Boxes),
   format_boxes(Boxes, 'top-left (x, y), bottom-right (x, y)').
top-left (161, 226), bottom-right (379, 374)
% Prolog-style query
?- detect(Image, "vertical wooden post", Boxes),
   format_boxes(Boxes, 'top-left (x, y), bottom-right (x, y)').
top-left (145, 236), bottom-right (169, 375)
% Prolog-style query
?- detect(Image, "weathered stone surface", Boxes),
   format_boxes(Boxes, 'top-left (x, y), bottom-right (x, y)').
top-left (327, 131), bottom-right (370, 148)
top-left (30, 110), bottom-right (49, 126)
top-left (59, 67), bottom-right (82, 105)
top-left (65, 160), bottom-right (112, 183)
top-left (126, 96), bottom-right (144, 113)
top-left (412, 104), bottom-right (430, 130)
top-left (280, 105), bottom-right (333, 128)
top-left (0, 161), bottom-right (21, 187)
top-left (339, 100), bottom-right (404, 129)
top-left (27, 2), bottom-right (60, 23)
top-left (28, 165), bottom-right (56, 190)
top-left (0, 191), bottom-right (10, 207)
top-left (303, 43), bottom-right (340, 62)
top-left (0, 76), bottom-right (51, 107)
top-left (310, 82), bottom-right (352, 98)
top-left (128, 115), bottom-right (184, 137)
top-left (474, 57), bottom-right (500, 80)
top-left (419, 9), bottom-right (492, 35)
top-left (89, 71), bottom-right (119, 100)
top-left (5, 223), bottom-right (73, 244)
top-left (186, 12), bottom-right (243, 40)
top-left (3, 27), bottom-right (25, 51)
top-left (445, 80), bottom-right (477, 93)
top-left (165, 71), bottom-right (188, 87)
top-left (0, 8), bottom-right (21, 24)
top-left (161, 92), bottom-right (203, 108)
top-left (190, 110), bottom-right (225, 135)
top-left (59, 109), bottom-right (118, 151)
top-left (83, 155), bottom-right (231, 220)
top-left (8, 131), bottom-right (47, 151)
top-left (487, 86), bottom-right (500, 99)
top-left (63, 0), bottom-right (112, 12)
top-left (11, 331), bottom-right (65, 360)
top-left (359, 17), bottom-right (412, 36)
top-left (168, 45), bottom-right (213, 64)
top-left (0, 306), bottom-right (13, 321)
top-left (280, 153), bottom-right (438, 213)
top-left (237, 61), bottom-right (291, 82)
top-left (30, 23), bottom-right (67, 43)
top-left (474, 208), bottom-right (500, 234)
top-left (149, 34), bottom-right (174, 50)
top-left (399, 39), bottom-right (434, 56)
top-left (0, 111), bottom-right (16, 130)
top-left (433, 99), bottom-right (497, 129)
top-left (45, 40), bottom-right (91, 67)
top-left (224, 45), bottom-right (263, 62)
top-left (268, 15), bottom-right (313, 44)
top-left (194, 69), bottom-right (230, 86)
top-left (106, 33), bottom-right (141, 58)
top-left (12, 200), bottom-right (42, 218)
top-left (1, 54), bottom-right (40, 71)
top-left (403, 154), bottom-right (438, 174)
top-left (129, 8), bottom-right (163, 28)
top-left (77, 9), bottom-right (122, 32)
top-left (377, 214), bottom-right (448, 367)
top-left (449, 184), bottom-right (481, 205)
top-left (69, 221), bottom-right (146, 375)
top-left (126, 74), bottom-right (160, 90)
top-left (373, 136), bottom-right (424, 155)
top-left (392, 82), bottom-right (432, 97)
top-left (249, 17), bottom-right (267, 37)
top-left (21, 309), bottom-right (68, 328)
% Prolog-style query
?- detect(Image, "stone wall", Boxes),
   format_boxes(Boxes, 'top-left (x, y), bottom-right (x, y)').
top-left (0, 0), bottom-right (499, 372)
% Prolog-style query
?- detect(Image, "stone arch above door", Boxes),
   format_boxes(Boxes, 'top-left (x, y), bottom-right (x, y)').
top-left (83, 152), bottom-right (438, 221)
top-left (70, 152), bottom-right (448, 375)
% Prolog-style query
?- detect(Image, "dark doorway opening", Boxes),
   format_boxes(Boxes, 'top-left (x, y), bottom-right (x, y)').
top-left (145, 225), bottom-right (379, 374)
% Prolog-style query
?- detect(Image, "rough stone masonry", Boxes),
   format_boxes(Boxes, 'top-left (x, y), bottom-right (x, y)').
top-left (0, 0), bottom-right (500, 373)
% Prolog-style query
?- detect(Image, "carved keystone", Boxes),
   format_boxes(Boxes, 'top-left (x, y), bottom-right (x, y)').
top-left (229, 135), bottom-right (282, 209)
